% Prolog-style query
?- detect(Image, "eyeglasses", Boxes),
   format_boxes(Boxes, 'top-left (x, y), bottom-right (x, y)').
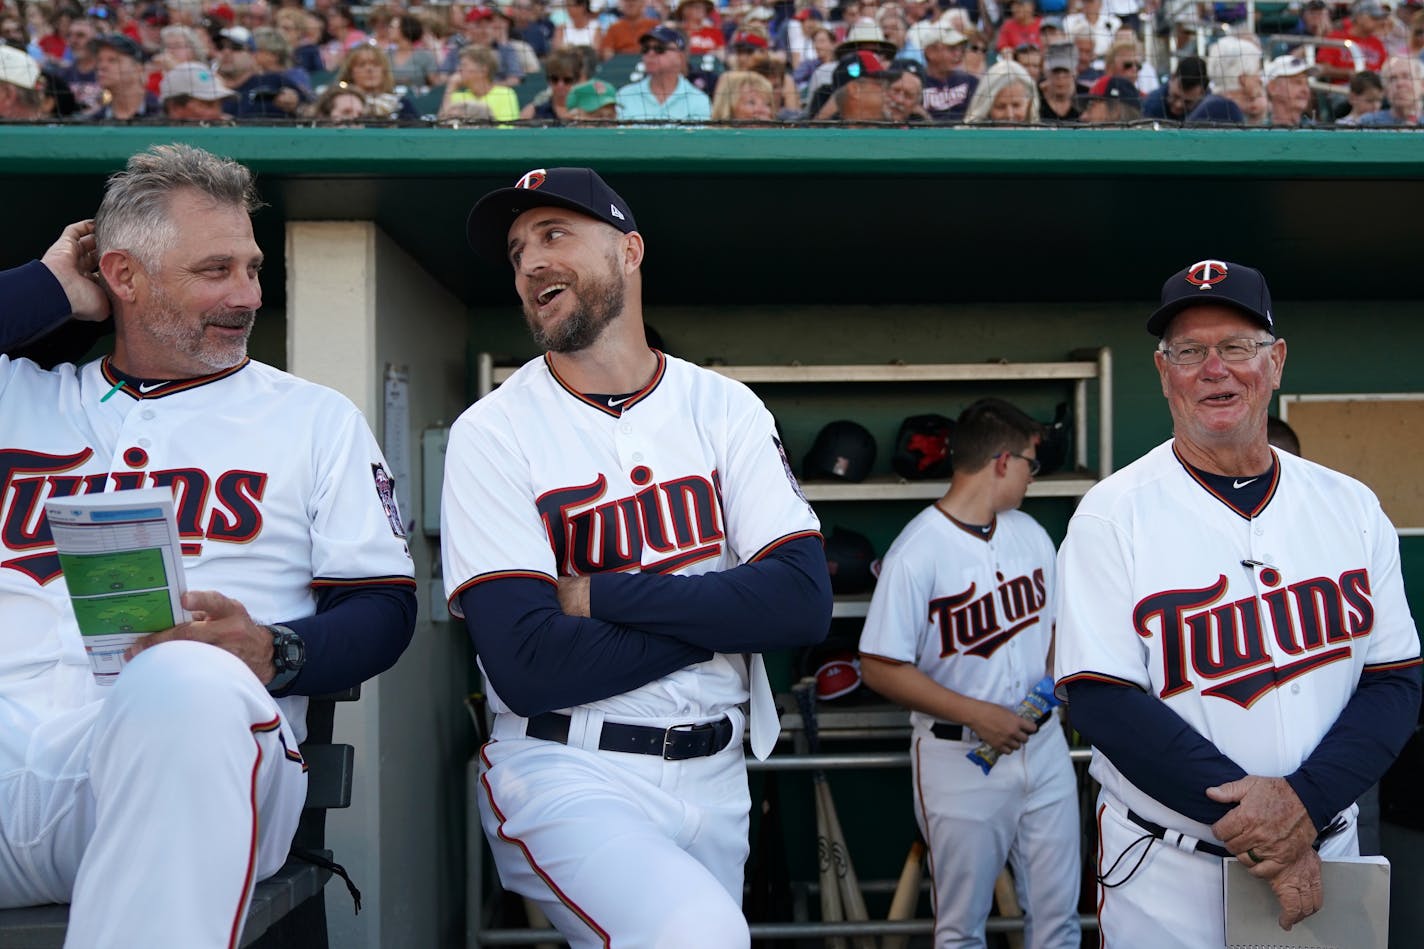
top-left (1120, 60), bottom-right (1142, 69)
top-left (548, 74), bottom-right (578, 83)
top-left (1158, 337), bottom-right (1276, 366)
top-left (1002, 452), bottom-right (1042, 476)
top-left (641, 42), bottom-right (671, 54)
top-left (967, 43), bottom-right (985, 52)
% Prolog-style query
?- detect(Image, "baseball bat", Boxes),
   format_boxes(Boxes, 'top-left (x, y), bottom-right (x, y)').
top-left (882, 839), bottom-right (925, 949)
top-left (993, 868), bottom-right (1025, 949)
top-left (796, 679), bottom-right (876, 949)
top-left (820, 777), bottom-right (875, 942)
top-left (794, 681), bottom-right (848, 949)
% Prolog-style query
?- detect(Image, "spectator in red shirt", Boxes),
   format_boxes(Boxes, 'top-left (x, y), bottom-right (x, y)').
top-left (1316, 0), bottom-right (1389, 82)
top-left (675, 0), bottom-right (725, 57)
top-left (996, 0), bottom-right (1042, 53)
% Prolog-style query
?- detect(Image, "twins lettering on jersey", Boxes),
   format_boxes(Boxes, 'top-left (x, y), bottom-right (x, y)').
top-left (536, 467), bottom-right (725, 575)
top-left (1134, 567), bottom-right (1374, 709)
top-left (0, 446), bottom-right (265, 584)
top-left (930, 568), bottom-right (1048, 658)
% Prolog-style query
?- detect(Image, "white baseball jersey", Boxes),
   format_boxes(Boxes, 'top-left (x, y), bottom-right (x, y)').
top-left (0, 354), bottom-right (415, 754)
top-left (442, 350), bottom-right (819, 948)
top-left (859, 504), bottom-right (1057, 728)
top-left (1055, 439), bottom-right (1421, 842)
top-left (0, 352), bottom-right (413, 943)
top-left (441, 350), bottom-right (820, 721)
top-left (860, 505), bottom-right (1080, 949)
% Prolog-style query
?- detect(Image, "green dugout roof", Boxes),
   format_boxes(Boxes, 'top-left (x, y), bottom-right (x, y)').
top-left (2, 125), bottom-right (1420, 307)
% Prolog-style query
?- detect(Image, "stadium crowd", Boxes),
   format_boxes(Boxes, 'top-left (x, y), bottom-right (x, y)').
top-left (0, 0), bottom-right (1421, 124)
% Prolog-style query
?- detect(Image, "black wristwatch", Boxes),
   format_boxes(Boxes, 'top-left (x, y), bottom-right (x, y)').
top-left (264, 624), bottom-right (305, 693)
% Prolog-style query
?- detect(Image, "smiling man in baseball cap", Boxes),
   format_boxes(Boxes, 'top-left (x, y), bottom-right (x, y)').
top-left (448, 169), bottom-right (830, 947)
top-left (1056, 258), bottom-right (1421, 948)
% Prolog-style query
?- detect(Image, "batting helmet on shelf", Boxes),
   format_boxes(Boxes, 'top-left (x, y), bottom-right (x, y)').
top-left (1036, 402), bottom-right (1071, 476)
top-left (892, 413), bottom-right (955, 480)
top-left (815, 650), bottom-right (863, 701)
top-left (802, 420), bottom-right (876, 482)
top-left (824, 526), bottom-right (877, 595)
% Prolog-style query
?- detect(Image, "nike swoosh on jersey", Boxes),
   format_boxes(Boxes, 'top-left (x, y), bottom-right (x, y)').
top-left (608, 396), bottom-right (632, 407)
top-left (137, 382), bottom-right (163, 393)
top-left (1233, 478), bottom-right (1258, 489)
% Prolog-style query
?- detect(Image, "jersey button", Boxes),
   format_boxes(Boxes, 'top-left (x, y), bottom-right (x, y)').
top-left (632, 451), bottom-right (644, 462)
top-left (137, 438), bottom-right (151, 448)
top-left (620, 422), bottom-right (633, 435)
top-left (141, 410), bottom-right (155, 420)
top-left (1291, 683), bottom-right (1301, 694)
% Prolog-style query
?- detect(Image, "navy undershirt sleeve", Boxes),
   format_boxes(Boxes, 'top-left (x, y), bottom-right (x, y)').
top-left (1, 261), bottom-right (71, 352)
top-left (1286, 664), bottom-right (1422, 830)
top-left (1066, 678), bottom-right (1247, 825)
top-left (276, 583), bottom-right (417, 696)
top-left (459, 578), bottom-right (714, 718)
top-left (587, 535), bottom-right (832, 653)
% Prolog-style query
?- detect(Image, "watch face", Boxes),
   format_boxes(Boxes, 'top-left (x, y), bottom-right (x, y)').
top-left (271, 628), bottom-right (304, 672)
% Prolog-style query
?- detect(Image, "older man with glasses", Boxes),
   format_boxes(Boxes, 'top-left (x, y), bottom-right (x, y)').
top-left (615, 25), bottom-right (711, 121)
top-left (1055, 259), bottom-right (1422, 949)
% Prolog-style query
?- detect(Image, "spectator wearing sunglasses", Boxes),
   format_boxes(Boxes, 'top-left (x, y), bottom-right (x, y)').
top-left (1086, 38), bottom-right (1145, 98)
top-left (996, 0), bottom-right (1042, 54)
top-left (520, 46), bottom-right (587, 119)
top-left (615, 25), bottom-right (711, 120)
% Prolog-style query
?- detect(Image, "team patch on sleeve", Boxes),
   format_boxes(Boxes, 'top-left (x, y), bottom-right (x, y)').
top-left (371, 463), bottom-right (407, 538)
top-left (773, 435), bottom-right (809, 505)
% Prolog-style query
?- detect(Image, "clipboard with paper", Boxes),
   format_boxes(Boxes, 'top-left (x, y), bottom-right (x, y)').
top-left (1223, 855), bottom-right (1389, 949)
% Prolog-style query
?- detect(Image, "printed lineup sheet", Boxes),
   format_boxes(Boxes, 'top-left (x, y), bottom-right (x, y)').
top-left (44, 487), bottom-right (190, 685)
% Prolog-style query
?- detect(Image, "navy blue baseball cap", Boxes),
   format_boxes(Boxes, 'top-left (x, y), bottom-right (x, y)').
top-left (466, 167), bottom-right (639, 264)
top-left (1146, 259), bottom-right (1275, 337)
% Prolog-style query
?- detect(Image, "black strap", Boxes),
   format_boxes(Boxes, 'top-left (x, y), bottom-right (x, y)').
top-left (525, 712), bottom-right (734, 760)
top-left (930, 722), bottom-right (966, 741)
top-left (1126, 810), bottom-right (1233, 858)
top-left (1126, 808), bottom-right (1349, 862)
top-left (291, 847), bottom-right (362, 914)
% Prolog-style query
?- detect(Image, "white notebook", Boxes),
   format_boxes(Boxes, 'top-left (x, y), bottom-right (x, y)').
top-left (1223, 855), bottom-right (1390, 949)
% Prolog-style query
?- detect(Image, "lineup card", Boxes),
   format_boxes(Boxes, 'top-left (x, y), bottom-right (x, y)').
top-left (44, 487), bottom-right (190, 686)
top-left (1223, 855), bottom-right (1390, 949)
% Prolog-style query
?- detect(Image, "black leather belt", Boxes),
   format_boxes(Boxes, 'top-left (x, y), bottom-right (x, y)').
top-left (931, 722), bottom-right (971, 741)
top-left (1125, 810), bottom-right (1348, 860)
top-left (525, 712), bottom-right (734, 761)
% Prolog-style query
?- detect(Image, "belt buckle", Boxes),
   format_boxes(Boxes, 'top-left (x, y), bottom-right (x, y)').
top-left (661, 722), bottom-right (700, 760)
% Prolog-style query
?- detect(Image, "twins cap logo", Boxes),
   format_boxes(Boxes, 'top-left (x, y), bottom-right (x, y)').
top-left (1186, 259), bottom-right (1229, 290)
top-left (515, 169), bottom-right (547, 191)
